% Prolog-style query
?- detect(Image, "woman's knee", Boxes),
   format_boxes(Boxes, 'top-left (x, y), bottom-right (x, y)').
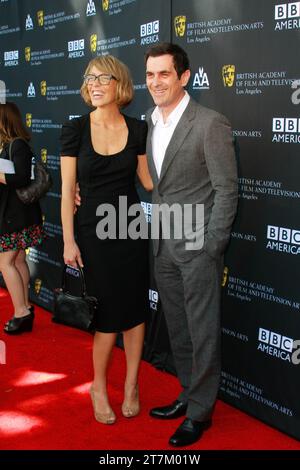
top-left (15, 250), bottom-right (26, 267)
top-left (0, 250), bottom-right (19, 269)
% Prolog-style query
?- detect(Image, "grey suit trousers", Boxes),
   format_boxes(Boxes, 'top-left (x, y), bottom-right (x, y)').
top-left (154, 240), bottom-right (222, 422)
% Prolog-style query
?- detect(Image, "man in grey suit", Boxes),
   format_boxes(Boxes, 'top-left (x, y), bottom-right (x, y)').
top-left (145, 43), bottom-right (238, 447)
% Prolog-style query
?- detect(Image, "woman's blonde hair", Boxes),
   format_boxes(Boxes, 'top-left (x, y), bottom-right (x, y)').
top-left (80, 55), bottom-right (133, 108)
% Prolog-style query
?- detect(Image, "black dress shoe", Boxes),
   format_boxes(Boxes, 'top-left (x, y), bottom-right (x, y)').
top-left (169, 418), bottom-right (211, 447)
top-left (150, 400), bottom-right (187, 419)
top-left (4, 312), bottom-right (34, 335)
top-left (5, 306), bottom-right (35, 327)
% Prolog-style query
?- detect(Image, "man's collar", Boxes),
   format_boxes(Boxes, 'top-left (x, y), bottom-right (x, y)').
top-left (151, 91), bottom-right (190, 126)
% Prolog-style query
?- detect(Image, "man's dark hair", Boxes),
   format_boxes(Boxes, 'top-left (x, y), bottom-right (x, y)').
top-left (145, 42), bottom-right (190, 78)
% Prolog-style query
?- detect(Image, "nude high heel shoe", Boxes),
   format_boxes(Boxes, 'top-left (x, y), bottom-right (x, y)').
top-left (122, 385), bottom-right (140, 418)
top-left (90, 387), bottom-right (116, 425)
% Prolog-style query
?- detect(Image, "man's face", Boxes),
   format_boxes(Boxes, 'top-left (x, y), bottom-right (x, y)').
top-left (146, 54), bottom-right (190, 114)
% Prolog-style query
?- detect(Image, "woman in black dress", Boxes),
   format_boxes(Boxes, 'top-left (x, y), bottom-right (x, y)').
top-left (60, 56), bottom-right (153, 424)
top-left (0, 102), bottom-right (45, 334)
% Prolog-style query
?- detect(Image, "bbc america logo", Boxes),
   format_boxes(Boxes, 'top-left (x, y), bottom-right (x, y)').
top-left (68, 39), bottom-right (85, 51)
top-left (272, 118), bottom-right (300, 143)
top-left (272, 117), bottom-right (300, 132)
top-left (275, 2), bottom-right (300, 19)
top-left (140, 20), bottom-right (159, 45)
top-left (140, 20), bottom-right (159, 37)
top-left (267, 225), bottom-right (300, 244)
top-left (274, 2), bottom-right (300, 30)
top-left (258, 327), bottom-right (300, 365)
top-left (259, 328), bottom-right (293, 352)
top-left (4, 50), bottom-right (18, 66)
top-left (266, 225), bottom-right (300, 255)
top-left (68, 39), bottom-right (85, 59)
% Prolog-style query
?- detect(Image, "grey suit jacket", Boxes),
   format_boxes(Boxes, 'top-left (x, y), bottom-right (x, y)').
top-left (146, 98), bottom-right (238, 262)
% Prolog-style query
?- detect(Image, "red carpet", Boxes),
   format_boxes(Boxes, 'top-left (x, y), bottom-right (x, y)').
top-left (0, 287), bottom-right (300, 451)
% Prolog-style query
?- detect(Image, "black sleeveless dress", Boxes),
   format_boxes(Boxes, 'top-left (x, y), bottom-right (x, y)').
top-left (60, 113), bottom-right (149, 333)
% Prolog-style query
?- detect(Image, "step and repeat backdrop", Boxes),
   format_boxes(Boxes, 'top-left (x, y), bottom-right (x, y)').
top-left (1, 0), bottom-right (299, 439)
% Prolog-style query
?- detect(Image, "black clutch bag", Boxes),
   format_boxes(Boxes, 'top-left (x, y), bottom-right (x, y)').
top-left (52, 265), bottom-right (98, 332)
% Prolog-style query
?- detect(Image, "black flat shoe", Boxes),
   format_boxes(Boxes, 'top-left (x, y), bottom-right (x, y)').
top-left (4, 306), bottom-right (34, 327)
top-left (150, 400), bottom-right (188, 419)
top-left (169, 418), bottom-right (211, 447)
top-left (4, 312), bottom-right (34, 335)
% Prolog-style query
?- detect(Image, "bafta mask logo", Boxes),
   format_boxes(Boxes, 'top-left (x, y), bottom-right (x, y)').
top-left (174, 15), bottom-right (186, 37)
top-left (41, 148), bottom-right (47, 163)
top-left (26, 113), bottom-right (32, 128)
top-left (40, 80), bottom-right (47, 96)
top-left (102, 0), bottom-right (109, 11)
top-left (34, 278), bottom-right (42, 295)
top-left (37, 10), bottom-right (44, 27)
top-left (222, 65), bottom-right (235, 87)
top-left (222, 267), bottom-right (229, 287)
top-left (25, 46), bottom-right (31, 62)
top-left (90, 34), bottom-right (97, 53)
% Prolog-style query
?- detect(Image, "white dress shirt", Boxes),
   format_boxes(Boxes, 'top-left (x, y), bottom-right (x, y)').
top-left (151, 91), bottom-right (190, 178)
